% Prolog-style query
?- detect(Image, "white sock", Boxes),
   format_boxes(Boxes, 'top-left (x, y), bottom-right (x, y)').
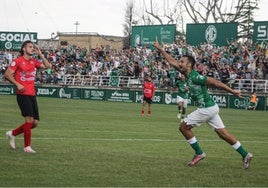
top-left (187, 136), bottom-right (197, 144)
top-left (232, 141), bottom-right (241, 150)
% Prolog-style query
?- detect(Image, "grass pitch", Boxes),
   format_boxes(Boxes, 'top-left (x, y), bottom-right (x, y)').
top-left (0, 95), bottom-right (267, 187)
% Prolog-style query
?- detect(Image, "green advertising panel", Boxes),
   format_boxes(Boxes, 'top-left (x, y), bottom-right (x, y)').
top-left (166, 93), bottom-right (226, 107)
top-left (106, 90), bottom-right (134, 102)
top-left (36, 87), bottom-right (58, 97)
top-left (131, 24), bottom-right (176, 48)
top-left (254, 96), bottom-right (265, 111)
top-left (266, 96), bottom-right (268, 111)
top-left (82, 89), bottom-right (106, 100)
top-left (134, 91), bottom-right (163, 104)
top-left (229, 95), bottom-right (265, 110)
top-left (0, 85), bottom-right (15, 95)
top-left (164, 92), bottom-right (177, 105)
top-left (152, 92), bottom-right (163, 104)
top-left (134, 91), bottom-right (143, 103)
top-left (186, 23), bottom-right (237, 46)
top-left (1, 84), bottom-right (267, 111)
top-left (83, 89), bottom-right (91, 99)
top-left (58, 87), bottom-right (81, 99)
top-left (229, 96), bottom-right (250, 110)
top-left (253, 21), bottom-right (268, 44)
top-left (164, 92), bottom-right (181, 105)
top-left (210, 94), bottom-right (228, 108)
top-left (71, 88), bottom-right (81, 99)
top-left (0, 31), bottom-right (38, 51)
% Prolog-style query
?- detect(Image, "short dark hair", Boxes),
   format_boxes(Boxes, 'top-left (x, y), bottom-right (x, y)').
top-left (183, 55), bottom-right (196, 69)
top-left (20, 40), bottom-right (33, 55)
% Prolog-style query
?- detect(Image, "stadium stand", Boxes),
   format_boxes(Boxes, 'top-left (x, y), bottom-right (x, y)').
top-left (0, 39), bottom-right (268, 93)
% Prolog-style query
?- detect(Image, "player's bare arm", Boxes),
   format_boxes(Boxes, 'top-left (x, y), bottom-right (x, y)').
top-left (206, 77), bottom-right (242, 98)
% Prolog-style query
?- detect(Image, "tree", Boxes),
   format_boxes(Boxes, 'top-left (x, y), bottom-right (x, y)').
top-left (140, 0), bottom-right (183, 25)
top-left (123, 0), bottom-right (186, 46)
top-left (181, 0), bottom-right (259, 39)
top-left (123, 0), bottom-right (134, 48)
top-left (232, 0), bottom-right (259, 39)
top-left (123, 0), bottom-right (260, 46)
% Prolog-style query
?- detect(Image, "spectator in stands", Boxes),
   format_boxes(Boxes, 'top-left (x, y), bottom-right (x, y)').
top-left (1, 37), bottom-right (267, 89)
top-left (227, 70), bottom-right (237, 89)
top-left (256, 62), bottom-right (265, 79)
top-left (263, 59), bottom-right (268, 79)
top-left (236, 67), bottom-right (246, 79)
top-left (220, 64), bottom-right (230, 84)
top-left (168, 65), bottom-right (176, 89)
top-left (4, 50), bottom-right (13, 65)
top-left (4, 40), bottom-right (52, 153)
top-left (133, 61), bottom-right (140, 78)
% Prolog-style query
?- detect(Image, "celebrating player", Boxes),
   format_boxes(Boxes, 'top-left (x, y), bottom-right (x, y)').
top-left (153, 38), bottom-right (253, 169)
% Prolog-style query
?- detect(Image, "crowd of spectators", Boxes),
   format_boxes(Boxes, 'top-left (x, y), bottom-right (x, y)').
top-left (1, 39), bottom-right (268, 89)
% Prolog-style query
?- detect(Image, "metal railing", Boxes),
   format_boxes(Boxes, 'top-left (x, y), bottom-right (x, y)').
top-left (232, 79), bottom-right (268, 93)
top-left (59, 75), bottom-right (143, 88)
top-left (58, 76), bottom-right (268, 92)
top-left (0, 74), bottom-right (267, 92)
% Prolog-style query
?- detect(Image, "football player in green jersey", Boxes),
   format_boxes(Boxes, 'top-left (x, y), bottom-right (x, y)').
top-left (153, 39), bottom-right (253, 169)
top-left (174, 74), bottom-right (189, 122)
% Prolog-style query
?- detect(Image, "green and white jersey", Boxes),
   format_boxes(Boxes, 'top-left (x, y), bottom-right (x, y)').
top-left (176, 79), bottom-right (188, 99)
top-left (186, 70), bottom-right (215, 108)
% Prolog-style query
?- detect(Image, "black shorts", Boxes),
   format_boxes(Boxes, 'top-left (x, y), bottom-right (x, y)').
top-left (16, 94), bottom-right (40, 120)
top-left (143, 96), bottom-right (153, 104)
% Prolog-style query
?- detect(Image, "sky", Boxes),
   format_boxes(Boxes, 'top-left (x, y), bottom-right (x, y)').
top-left (0, 0), bottom-right (268, 39)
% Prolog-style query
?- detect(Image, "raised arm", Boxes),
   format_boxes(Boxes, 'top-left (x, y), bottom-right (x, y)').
top-left (153, 38), bottom-right (181, 72)
top-left (34, 44), bottom-right (52, 69)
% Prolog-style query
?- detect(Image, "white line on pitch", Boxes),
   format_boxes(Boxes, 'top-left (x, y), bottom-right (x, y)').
top-left (27, 138), bottom-right (268, 143)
